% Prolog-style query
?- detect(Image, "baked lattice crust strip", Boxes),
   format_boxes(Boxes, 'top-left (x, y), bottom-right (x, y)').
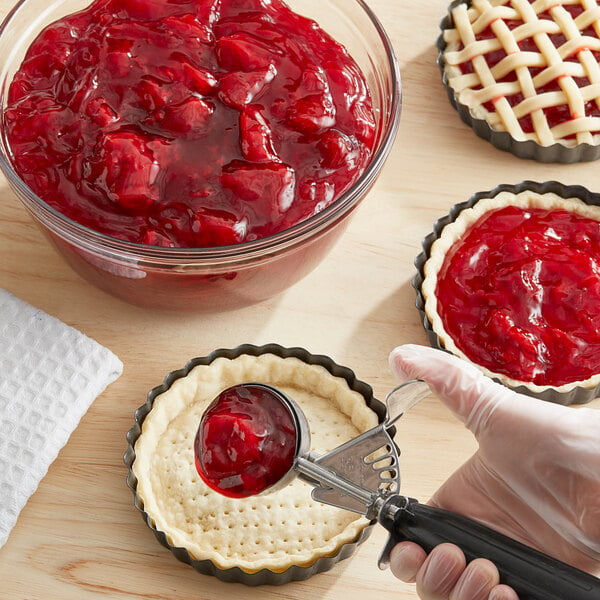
top-left (443, 0), bottom-right (600, 146)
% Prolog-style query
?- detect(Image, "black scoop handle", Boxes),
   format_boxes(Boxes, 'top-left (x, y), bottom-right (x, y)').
top-left (378, 495), bottom-right (600, 600)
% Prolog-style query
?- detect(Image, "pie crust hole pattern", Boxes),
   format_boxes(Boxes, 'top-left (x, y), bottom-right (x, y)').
top-left (443, 0), bottom-right (600, 147)
top-left (131, 352), bottom-right (379, 576)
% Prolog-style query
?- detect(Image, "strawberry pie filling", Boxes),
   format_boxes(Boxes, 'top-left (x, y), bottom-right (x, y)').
top-left (195, 384), bottom-right (297, 498)
top-left (4, 0), bottom-right (375, 247)
top-left (435, 205), bottom-right (600, 386)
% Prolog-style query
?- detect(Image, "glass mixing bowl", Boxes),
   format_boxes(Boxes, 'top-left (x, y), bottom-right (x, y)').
top-left (0, 0), bottom-right (401, 310)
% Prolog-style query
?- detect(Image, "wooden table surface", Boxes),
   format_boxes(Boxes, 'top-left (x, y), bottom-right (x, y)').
top-left (1, 1), bottom-right (598, 598)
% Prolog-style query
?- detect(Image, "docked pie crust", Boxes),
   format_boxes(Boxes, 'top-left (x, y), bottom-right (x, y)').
top-left (442, 0), bottom-right (600, 148)
top-left (422, 189), bottom-right (600, 395)
top-left (132, 353), bottom-right (379, 573)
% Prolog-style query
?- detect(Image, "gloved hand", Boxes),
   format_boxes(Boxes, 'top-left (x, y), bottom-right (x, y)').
top-left (387, 344), bottom-right (600, 600)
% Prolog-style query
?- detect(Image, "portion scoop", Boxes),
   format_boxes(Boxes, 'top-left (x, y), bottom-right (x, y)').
top-left (194, 383), bottom-right (302, 498)
top-left (194, 381), bottom-right (600, 600)
top-left (195, 381), bottom-right (408, 506)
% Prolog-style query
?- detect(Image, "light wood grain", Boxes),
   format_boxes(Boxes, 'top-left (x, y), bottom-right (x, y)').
top-left (0, 1), bottom-right (598, 598)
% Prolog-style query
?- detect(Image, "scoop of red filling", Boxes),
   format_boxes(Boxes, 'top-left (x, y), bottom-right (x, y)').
top-left (435, 204), bottom-right (600, 386)
top-left (194, 384), bottom-right (297, 498)
top-left (5, 0), bottom-right (375, 247)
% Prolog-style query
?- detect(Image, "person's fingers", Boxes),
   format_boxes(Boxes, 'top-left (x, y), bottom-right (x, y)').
top-left (489, 585), bottom-right (520, 600)
top-left (389, 541), bottom-right (427, 583)
top-left (388, 344), bottom-right (507, 430)
top-left (448, 558), bottom-right (499, 600)
top-left (416, 543), bottom-right (466, 600)
top-left (391, 539), bottom-right (522, 600)
top-left (388, 344), bottom-right (564, 436)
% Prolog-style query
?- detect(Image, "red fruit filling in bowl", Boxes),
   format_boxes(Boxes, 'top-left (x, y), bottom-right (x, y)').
top-left (4, 0), bottom-right (376, 248)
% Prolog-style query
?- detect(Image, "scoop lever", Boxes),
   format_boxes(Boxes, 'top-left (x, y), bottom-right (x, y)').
top-left (294, 380), bottom-right (429, 517)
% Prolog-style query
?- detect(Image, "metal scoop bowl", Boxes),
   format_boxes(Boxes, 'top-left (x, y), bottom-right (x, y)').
top-left (199, 380), bottom-right (599, 600)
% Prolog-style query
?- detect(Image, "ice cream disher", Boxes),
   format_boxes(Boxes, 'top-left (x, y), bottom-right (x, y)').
top-left (195, 380), bottom-right (600, 599)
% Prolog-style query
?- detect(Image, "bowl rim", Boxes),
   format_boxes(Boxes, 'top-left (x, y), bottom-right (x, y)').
top-left (0, 0), bottom-right (402, 260)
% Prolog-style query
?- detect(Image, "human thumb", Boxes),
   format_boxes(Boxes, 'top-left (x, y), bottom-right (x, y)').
top-left (388, 344), bottom-right (538, 436)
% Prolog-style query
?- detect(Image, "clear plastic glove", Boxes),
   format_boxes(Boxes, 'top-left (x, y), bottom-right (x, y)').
top-left (387, 344), bottom-right (600, 600)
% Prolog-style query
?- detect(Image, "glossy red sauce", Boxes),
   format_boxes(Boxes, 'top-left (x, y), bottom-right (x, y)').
top-left (456, 4), bottom-right (600, 138)
top-left (435, 204), bottom-right (600, 386)
top-left (194, 384), bottom-right (297, 498)
top-left (5, 0), bottom-right (375, 247)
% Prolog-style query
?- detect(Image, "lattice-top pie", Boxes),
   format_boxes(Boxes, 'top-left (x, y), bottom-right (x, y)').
top-left (439, 0), bottom-right (600, 161)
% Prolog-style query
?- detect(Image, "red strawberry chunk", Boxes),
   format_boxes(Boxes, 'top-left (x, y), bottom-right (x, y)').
top-left (239, 106), bottom-right (279, 162)
top-left (286, 67), bottom-right (336, 134)
top-left (287, 95), bottom-right (336, 134)
top-left (181, 62), bottom-right (218, 95)
top-left (348, 99), bottom-right (377, 145)
top-left (221, 161), bottom-right (295, 222)
top-left (485, 309), bottom-right (544, 377)
top-left (158, 96), bottom-right (215, 138)
top-left (85, 97), bottom-right (120, 127)
top-left (134, 77), bottom-right (171, 112)
top-left (92, 130), bottom-right (161, 210)
top-left (142, 204), bottom-right (244, 247)
top-left (160, 14), bottom-right (212, 44)
top-left (6, 101), bottom-right (80, 169)
top-left (326, 66), bottom-right (376, 144)
top-left (217, 65), bottom-right (276, 110)
top-left (215, 33), bottom-right (275, 72)
top-left (106, 52), bottom-right (133, 79)
top-left (141, 227), bottom-right (174, 247)
top-left (317, 129), bottom-right (358, 169)
top-left (298, 179), bottom-right (335, 214)
top-left (194, 210), bottom-right (246, 246)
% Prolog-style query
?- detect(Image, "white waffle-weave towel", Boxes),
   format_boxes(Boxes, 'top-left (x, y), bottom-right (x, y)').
top-left (0, 289), bottom-right (123, 548)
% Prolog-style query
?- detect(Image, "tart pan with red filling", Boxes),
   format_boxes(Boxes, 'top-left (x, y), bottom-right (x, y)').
top-left (414, 181), bottom-right (600, 405)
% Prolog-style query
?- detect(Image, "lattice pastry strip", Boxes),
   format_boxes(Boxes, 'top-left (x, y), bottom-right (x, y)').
top-left (443, 0), bottom-right (600, 147)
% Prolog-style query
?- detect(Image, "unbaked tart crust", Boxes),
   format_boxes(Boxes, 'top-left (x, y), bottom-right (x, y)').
top-left (131, 352), bottom-right (379, 576)
top-left (440, 0), bottom-right (600, 160)
top-left (422, 189), bottom-right (600, 399)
